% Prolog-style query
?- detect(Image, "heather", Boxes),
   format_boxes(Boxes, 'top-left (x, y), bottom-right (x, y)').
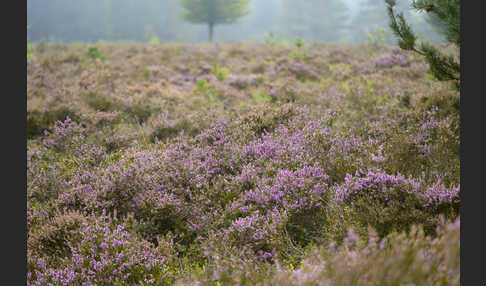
top-left (27, 42), bottom-right (459, 285)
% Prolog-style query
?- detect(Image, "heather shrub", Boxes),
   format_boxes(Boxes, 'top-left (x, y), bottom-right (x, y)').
top-left (419, 91), bottom-right (460, 117)
top-left (151, 119), bottom-right (194, 142)
top-left (180, 218), bottom-right (459, 286)
top-left (382, 107), bottom-right (459, 185)
top-left (328, 63), bottom-right (351, 80)
top-left (58, 152), bottom-right (158, 215)
top-left (28, 211), bottom-right (171, 285)
top-left (28, 117), bottom-right (107, 206)
top-left (27, 146), bottom-right (66, 204)
top-left (27, 43), bottom-right (460, 285)
top-left (334, 170), bottom-right (459, 237)
top-left (286, 62), bottom-right (319, 81)
top-left (228, 74), bottom-right (262, 90)
top-left (149, 111), bottom-right (213, 142)
top-left (131, 186), bottom-right (191, 246)
top-left (83, 91), bottom-right (121, 112)
top-left (122, 99), bottom-right (155, 124)
top-left (27, 107), bottom-right (80, 139)
top-left (235, 104), bottom-right (301, 136)
top-left (61, 51), bottom-right (82, 64)
top-left (269, 218), bottom-right (460, 286)
top-left (28, 210), bottom-right (87, 259)
top-left (216, 208), bottom-right (289, 260)
top-left (251, 62), bottom-right (267, 74)
top-left (285, 206), bottom-right (328, 249)
top-left (40, 116), bottom-right (85, 151)
top-left (374, 51), bottom-right (412, 69)
top-left (328, 48), bottom-right (355, 64)
top-left (177, 241), bottom-right (272, 286)
top-left (56, 147), bottom-right (199, 249)
top-left (319, 201), bottom-right (364, 245)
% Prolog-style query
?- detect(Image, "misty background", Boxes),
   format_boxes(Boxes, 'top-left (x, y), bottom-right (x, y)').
top-left (27, 0), bottom-right (445, 44)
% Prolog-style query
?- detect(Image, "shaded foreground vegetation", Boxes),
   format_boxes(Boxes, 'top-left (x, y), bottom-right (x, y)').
top-left (27, 42), bottom-right (459, 285)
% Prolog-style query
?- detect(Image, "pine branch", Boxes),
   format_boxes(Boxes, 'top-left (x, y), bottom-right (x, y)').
top-left (385, 0), bottom-right (460, 89)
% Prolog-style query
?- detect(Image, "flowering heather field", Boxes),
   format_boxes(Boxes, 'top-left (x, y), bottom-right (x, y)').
top-left (27, 42), bottom-right (460, 285)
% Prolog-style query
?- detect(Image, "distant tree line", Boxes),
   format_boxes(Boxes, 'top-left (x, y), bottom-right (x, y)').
top-left (27, 0), bottom-right (445, 43)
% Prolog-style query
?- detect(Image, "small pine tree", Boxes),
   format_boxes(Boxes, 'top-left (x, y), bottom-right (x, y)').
top-left (178, 0), bottom-right (252, 42)
top-left (385, 0), bottom-right (460, 89)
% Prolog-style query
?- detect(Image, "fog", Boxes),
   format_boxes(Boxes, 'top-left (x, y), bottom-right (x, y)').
top-left (27, 0), bottom-right (445, 44)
